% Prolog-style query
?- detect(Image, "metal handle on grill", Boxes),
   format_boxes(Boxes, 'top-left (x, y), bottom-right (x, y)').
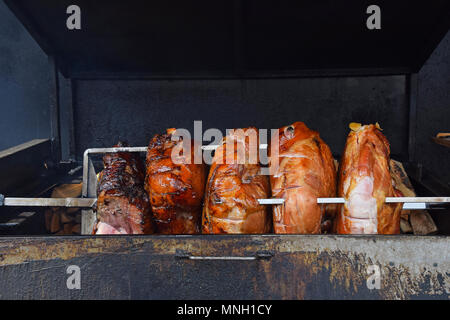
top-left (175, 250), bottom-right (274, 261)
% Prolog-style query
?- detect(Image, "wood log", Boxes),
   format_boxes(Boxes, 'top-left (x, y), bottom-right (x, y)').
top-left (63, 223), bottom-right (74, 234)
top-left (60, 211), bottom-right (73, 224)
top-left (436, 132), bottom-right (450, 138)
top-left (410, 211), bottom-right (438, 235)
top-left (44, 210), bottom-right (52, 231)
top-left (51, 183), bottom-right (82, 198)
top-left (66, 207), bottom-right (80, 214)
top-left (389, 160), bottom-right (416, 219)
top-left (433, 133), bottom-right (450, 148)
top-left (389, 160), bottom-right (416, 198)
top-left (400, 217), bottom-right (413, 233)
top-left (50, 212), bottom-right (60, 233)
top-left (71, 224), bottom-right (81, 234)
top-left (389, 160), bottom-right (438, 234)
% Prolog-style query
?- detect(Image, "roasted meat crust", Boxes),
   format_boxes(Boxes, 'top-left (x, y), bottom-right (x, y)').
top-left (270, 122), bottom-right (337, 234)
top-left (145, 129), bottom-right (206, 234)
top-left (96, 142), bottom-right (154, 234)
top-left (335, 124), bottom-right (402, 234)
top-left (202, 127), bottom-right (272, 234)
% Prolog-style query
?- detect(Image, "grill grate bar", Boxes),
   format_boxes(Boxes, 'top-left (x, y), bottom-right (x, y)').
top-left (1, 195), bottom-right (448, 210)
top-left (258, 197), bottom-right (450, 210)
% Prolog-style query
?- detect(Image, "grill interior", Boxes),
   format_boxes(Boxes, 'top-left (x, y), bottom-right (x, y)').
top-left (0, 1), bottom-right (449, 235)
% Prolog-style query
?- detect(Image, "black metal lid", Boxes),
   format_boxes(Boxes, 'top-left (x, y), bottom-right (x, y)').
top-left (5, 0), bottom-right (450, 79)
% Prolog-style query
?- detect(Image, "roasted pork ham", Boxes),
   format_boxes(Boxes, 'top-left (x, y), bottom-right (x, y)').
top-left (270, 122), bottom-right (336, 234)
top-left (335, 123), bottom-right (402, 234)
top-left (95, 142), bottom-right (154, 234)
top-left (145, 128), bottom-right (206, 234)
top-left (202, 128), bottom-right (271, 234)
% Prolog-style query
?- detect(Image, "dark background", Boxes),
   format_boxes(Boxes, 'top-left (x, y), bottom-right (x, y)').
top-left (0, 1), bottom-right (49, 150)
top-left (0, 1), bottom-right (449, 183)
top-left (73, 76), bottom-right (408, 159)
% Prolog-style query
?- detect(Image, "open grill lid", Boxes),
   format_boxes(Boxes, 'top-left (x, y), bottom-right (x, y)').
top-left (4, 0), bottom-right (450, 79)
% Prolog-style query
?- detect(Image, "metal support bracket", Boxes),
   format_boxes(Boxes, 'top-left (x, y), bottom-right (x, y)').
top-left (81, 147), bottom-right (147, 234)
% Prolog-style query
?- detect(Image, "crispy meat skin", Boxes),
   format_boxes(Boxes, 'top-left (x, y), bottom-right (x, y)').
top-left (145, 129), bottom-right (206, 234)
top-left (336, 124), bottom-right (401, 234)
top-left (96, 142), bottom-right (153, 234)
top-left (270, 122), bottom-right (336, 234)
top-left (202, 128), bottom-right (271, 234)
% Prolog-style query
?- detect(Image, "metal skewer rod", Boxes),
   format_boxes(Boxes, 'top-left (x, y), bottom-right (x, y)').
top-left (84, 147), bottom-right (147, 154)
top-left (257, 197), bottom-right (450, 210)
top-left (1, 196), bottom-right (448, 210)
top-left (83, 145), bottom-right (268, 153)
top-left (201, 144), bottom-right (268, 151)
top-left (316, 197), bottom-right (450, 204)
top-left (259, 197), bottom-right (450, 205)
top-left (0, 196), bottom-right (97, 208)
top-left (257, 198), bottom-right (285, 205)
